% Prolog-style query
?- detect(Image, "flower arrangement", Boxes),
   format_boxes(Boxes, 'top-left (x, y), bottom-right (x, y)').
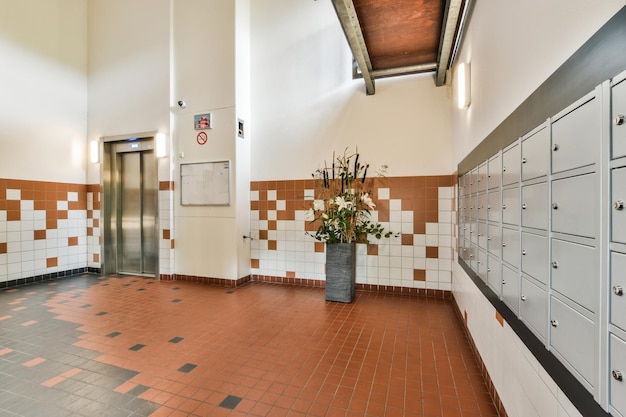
top-left (306, 148), bottom-right (394, 244)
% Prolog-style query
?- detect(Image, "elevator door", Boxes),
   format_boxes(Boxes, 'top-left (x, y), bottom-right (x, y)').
top-left (118, 149), bottom-right (158, 275)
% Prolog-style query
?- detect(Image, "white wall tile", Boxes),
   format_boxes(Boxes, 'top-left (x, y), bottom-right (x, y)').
top-left (6, 189), bottom-right (20, 200)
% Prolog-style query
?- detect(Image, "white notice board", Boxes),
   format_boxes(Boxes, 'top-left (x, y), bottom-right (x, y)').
top-left (180, 161), bottom-right (230, 206)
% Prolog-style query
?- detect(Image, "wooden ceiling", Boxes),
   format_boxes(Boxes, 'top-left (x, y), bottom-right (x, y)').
top-left (331, 0), bottom-right (470, 94)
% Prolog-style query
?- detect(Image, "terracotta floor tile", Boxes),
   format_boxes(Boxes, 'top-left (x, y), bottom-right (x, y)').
top-left (0, 274), bottom-right (499, 417)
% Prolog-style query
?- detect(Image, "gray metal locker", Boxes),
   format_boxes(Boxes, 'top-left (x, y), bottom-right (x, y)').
top-left (478, 162), bottom-right (488, 193)
top-left (488, 153), bottom-right (502, 190)
top-left (478, 221), bottom-right (488, 251)
top-left (487, 188), bottom-right (501, 223)
top-left (550, 296), bottom-right (596, 391)
top-left (522, 125), bottom-right (550, 181)
top-left (551, 95), bottom-right (601, 174)
top-left (552, 172), bottom-right (599, 239)
top-left (460, 239), bottom-right (471, 263)
top-left (502, 187), bottom-right (520, 226)
top-left (502, 264), bottom-right (520, 314)
top-left (610, 334), bottom-right (626, 417)
top-left (521, 231), bottom-right (549, 286)
top-left (551, 238), bottom-right (598, 313)
top-left (478, 192), bottom-right (488, 222)
top-left (470, 167), bottom-right (478, 195)
top-left (478, 249), bottom-right (488, 282)
top-left (611, 251), bottom-right (626, 332)
top-left (488, 223), bottom-right (502, 258)
top-left (502, 227), bottom-right (520, 269)
top-left (521, 181), bottom-right (549, 230)
top-left (612, 77), bottom-right (626, 160)
top-left (612, 167), bottom-right (626, 244)
top-left (487, 254), bottom-right (501, 296)
top-left (502, 142), bottom-right (521, 186)
top-left (521, 276), bottom-right (549, 342)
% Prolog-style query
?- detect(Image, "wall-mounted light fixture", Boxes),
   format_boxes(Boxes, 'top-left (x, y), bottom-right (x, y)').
top-left (90, 140), bottom-right (100, 163)
top-left (457, 62), bottom-right (471, 109)
top-left (155, 132), bottom-right (167, 158)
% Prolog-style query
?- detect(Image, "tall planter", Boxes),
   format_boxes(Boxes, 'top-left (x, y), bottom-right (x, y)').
top-left (325, 243), bottom-right (356, 303)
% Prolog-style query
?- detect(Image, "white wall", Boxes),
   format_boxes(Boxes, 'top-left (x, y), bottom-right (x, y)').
top-left (86, 0), bottom-right (170, 161)
top-left (453, 263), bottom-right (584, 417)
top-left (451, 0), bottom-right (626, 164)
top-left (250, 0), bottom-right (453, 181)
top-left (236, 0), bottom-right (252, 279)
top-left (172, 0), bottom-right (250, 280)
top-left (450, 2), bottom-right (625, 417)
top-left (0, 0), bottom-right (87, 183)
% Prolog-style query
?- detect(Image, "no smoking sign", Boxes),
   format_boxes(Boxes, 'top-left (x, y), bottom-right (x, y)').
top-left (196, 131), bottom-right (208, 145)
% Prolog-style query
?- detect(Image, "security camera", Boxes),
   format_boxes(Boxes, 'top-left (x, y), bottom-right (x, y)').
top-left (177, 100), bottom-right (186, 109)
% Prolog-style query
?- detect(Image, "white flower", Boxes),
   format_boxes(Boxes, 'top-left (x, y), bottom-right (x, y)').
top-left (313, 200), bottom-right (324, 211)
top-left (360, 193), bottom-right (376, 210)
top-left (335, 196), bottom-right (353, 211)
top-left (305, 208), bottom-right (315, 220)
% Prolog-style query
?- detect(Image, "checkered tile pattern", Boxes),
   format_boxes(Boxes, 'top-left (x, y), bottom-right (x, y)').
top-left (0, 178), bottom-right (179, 285)
top-left (250, 175), bottom-right (456, 291)
top-left (0, 179), bottom-right (95, 283)
top-left (158, 181), bottom-right (175, 277)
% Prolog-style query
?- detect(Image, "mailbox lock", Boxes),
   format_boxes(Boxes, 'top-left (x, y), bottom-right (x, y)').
top-left (503, 166), bottom-right (507, 172)
top-left (550, 319), bottom-right (559, 327)
top-left (522, 203), bottom-right (527, 210)
top-left (487, 267), bottom-right (491, 272)
top-left (502, 242), bottom-right (507, 247)
top-left (521, 295), bottom-right (527, 301)
top-left (613, 370), bottom-right (623, 382)
top-left (552, 202), bottom-right (559, 210)
top-left (522, 158), bottom-right (527, 164)
top-left (552, 261), bottom-right (559, 269)
top-left (522, 250), bottom-right (527, 255)
top-left (502, 204), bottom-right (507, 209)
top-left (552, 144), bottom-right (559, 152)
top-left (616, 114), bottom-right (625, 126)
top-left (502, 279), bottom-right (506, 285)
top-left (614, 285), bottom-right (624, 296)
top-left (615, 200), bottom-right (624, 211)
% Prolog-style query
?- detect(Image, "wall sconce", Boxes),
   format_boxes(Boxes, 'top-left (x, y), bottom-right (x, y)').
top-left (155, 132), bottom-right (167, 158)
top-left (457, 62), bottom-right (471, 109)
top-left (90, 140), bottom-right (100, 163)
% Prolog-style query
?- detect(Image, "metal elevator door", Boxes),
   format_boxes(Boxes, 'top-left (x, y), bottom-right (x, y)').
top-left (118, 150), bottom-right (158, 275)
top-left (102, 138), bottom-right (159, 277)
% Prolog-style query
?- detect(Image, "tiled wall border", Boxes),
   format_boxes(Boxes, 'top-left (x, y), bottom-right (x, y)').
top-left (160, 274), bottom-right (251, 287)
top-left (251, 274), bottom-right (452, 298)
top-left (0, 178), bottom-right (94, 283)
top-left (0, 268), bottom-right (89, 289)
top-left (86, 184), bottom-right (101, 269)
top-left (250, 175), bottom-right (456, 290)
top-left (158, 180), bottom-right (175, 276)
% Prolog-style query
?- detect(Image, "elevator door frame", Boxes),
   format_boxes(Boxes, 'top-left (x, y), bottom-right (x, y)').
top-left (102, 132), bottom-right (160, 279)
